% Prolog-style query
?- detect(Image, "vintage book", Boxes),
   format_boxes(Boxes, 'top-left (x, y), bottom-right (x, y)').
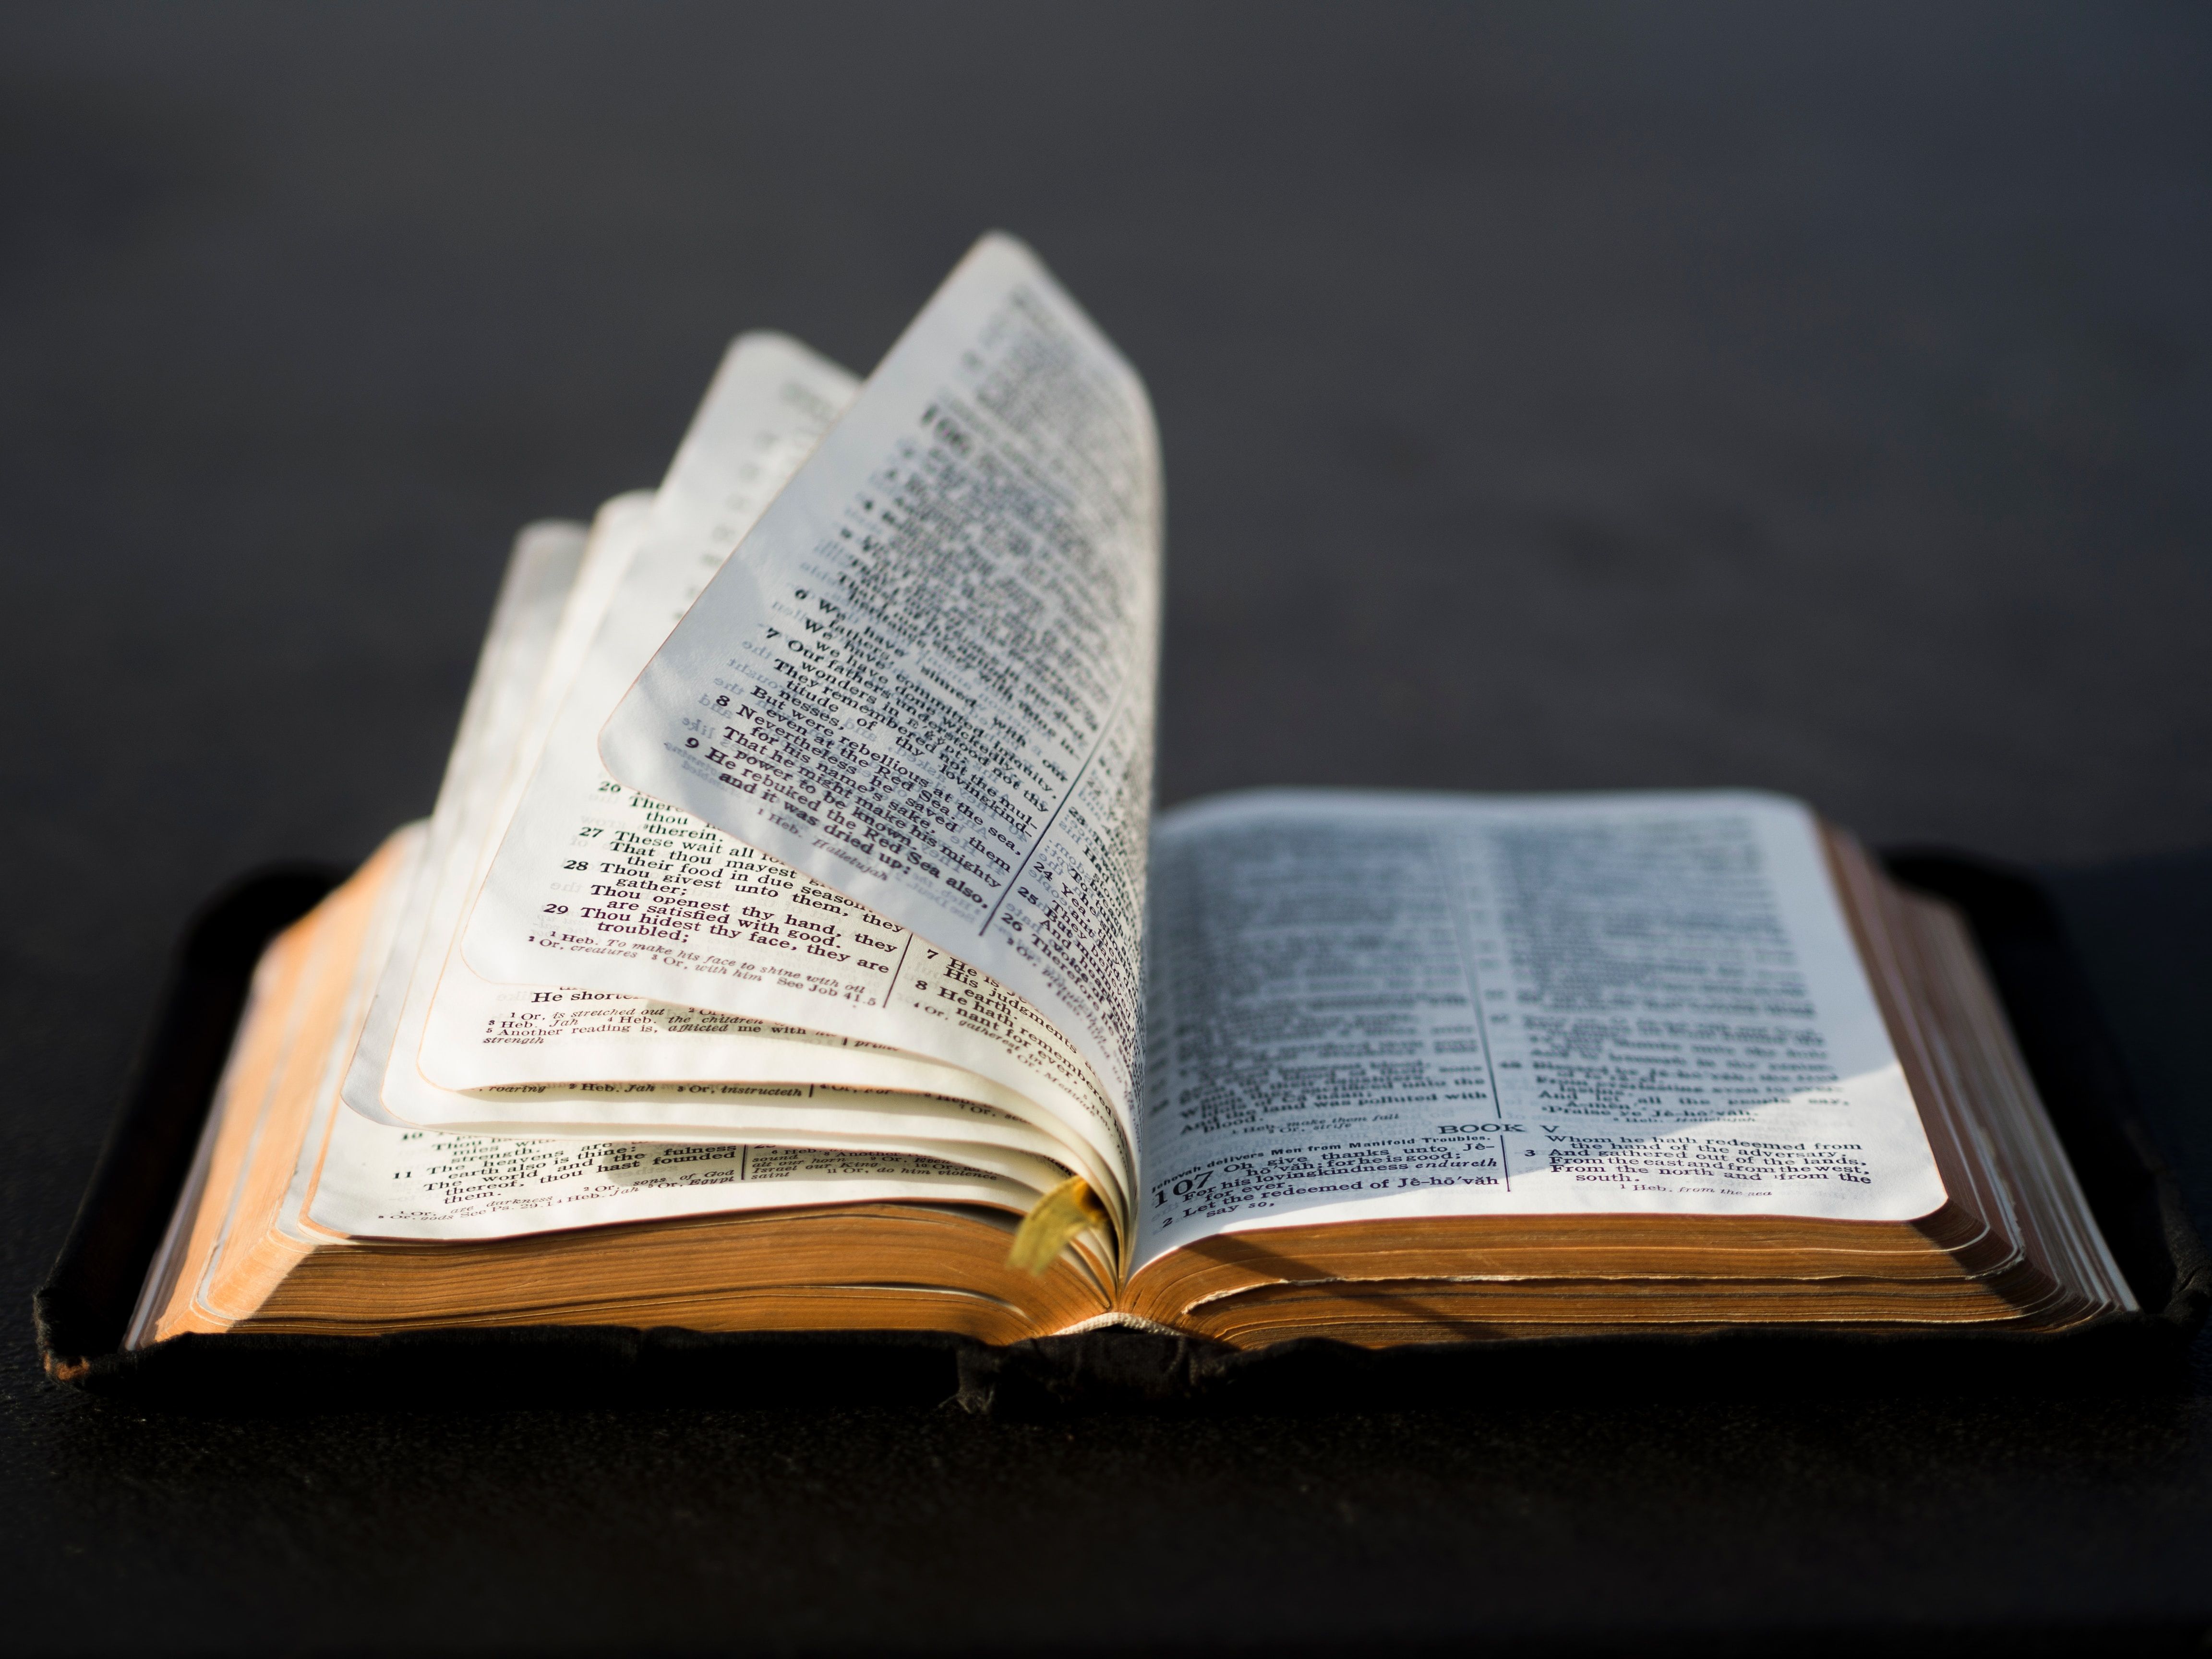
top-left (119, 235), bottom-right (2142, 1355)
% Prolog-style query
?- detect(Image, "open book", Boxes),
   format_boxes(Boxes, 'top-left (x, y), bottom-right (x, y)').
top-left (132, 235), bottom-right (2134, 1350)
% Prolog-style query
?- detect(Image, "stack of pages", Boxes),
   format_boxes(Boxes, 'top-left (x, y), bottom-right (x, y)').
top-left (132, 236), bottom-right (2134, 1350)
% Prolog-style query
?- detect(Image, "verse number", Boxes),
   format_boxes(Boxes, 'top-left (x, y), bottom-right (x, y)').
top-left (716, 695), bottom-right (730, 708)
top-left (1151, 1169), bottom-right (1215, 1206)
top-left (563, 860), bottom-right (588, 871)
top-left (543, 904), bottom-right (569, 915)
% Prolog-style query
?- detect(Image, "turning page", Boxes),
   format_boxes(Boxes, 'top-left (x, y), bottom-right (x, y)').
top-left (439, 336), bottom-right (1023, 1111)
top-left (432, 328), bottom-right (1130, 1206)
top-left (346, 443), bottom-right (1091, 1188)
top-left (598, 235), bottom-right (1163, 1149)
top-left (420, 337), bottom-right (992, 1104)
top-left (1133, 790), bottom-right (1948, 1272)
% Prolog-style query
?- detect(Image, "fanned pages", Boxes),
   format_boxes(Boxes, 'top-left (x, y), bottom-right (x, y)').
top-left (429, 327), bottom-right (1128, 1214)
top-left (598, 235), bottom-right (1160, 1168)
top-left (126, 232), bottom-right (2135, 1354)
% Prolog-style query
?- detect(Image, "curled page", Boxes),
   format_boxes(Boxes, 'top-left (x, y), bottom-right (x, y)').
top-left (360, 484), bottom-right (1089, 1186)
top-left (599, 235), bottom-right (1163, 1138)
top-left (435, 333), bottom-right (1128, 1208)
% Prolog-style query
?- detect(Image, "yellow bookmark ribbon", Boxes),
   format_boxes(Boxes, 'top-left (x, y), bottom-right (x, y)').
top-left (1006, 1176), bottom-right (1107, 1276)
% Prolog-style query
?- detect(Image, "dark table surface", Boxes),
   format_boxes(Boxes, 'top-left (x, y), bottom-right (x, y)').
top-left (4, 3), bottom-right (2211, 1652)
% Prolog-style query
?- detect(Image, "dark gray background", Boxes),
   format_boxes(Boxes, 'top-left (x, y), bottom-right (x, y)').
top-left (3, 3), bottom-right (2209, 1651)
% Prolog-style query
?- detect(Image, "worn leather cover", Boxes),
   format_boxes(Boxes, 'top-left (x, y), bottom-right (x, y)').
top-left (35, 854), bottom-right (2211, 1416)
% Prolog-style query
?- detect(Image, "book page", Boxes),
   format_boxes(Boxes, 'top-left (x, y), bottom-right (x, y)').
top-left (598, 235), bottom-right (1162, 1151)
top-left (304, 1115), bottom-right (1058, 1245)
top-left (1133, 790), bottom-right (1948, 1272)
top-left (402, 334), bottom-right (1126, 1204)
top-left (434, 336), bottom-right (1003, 1106)
top-left (331, 475), bottom-right (1099, 1191)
